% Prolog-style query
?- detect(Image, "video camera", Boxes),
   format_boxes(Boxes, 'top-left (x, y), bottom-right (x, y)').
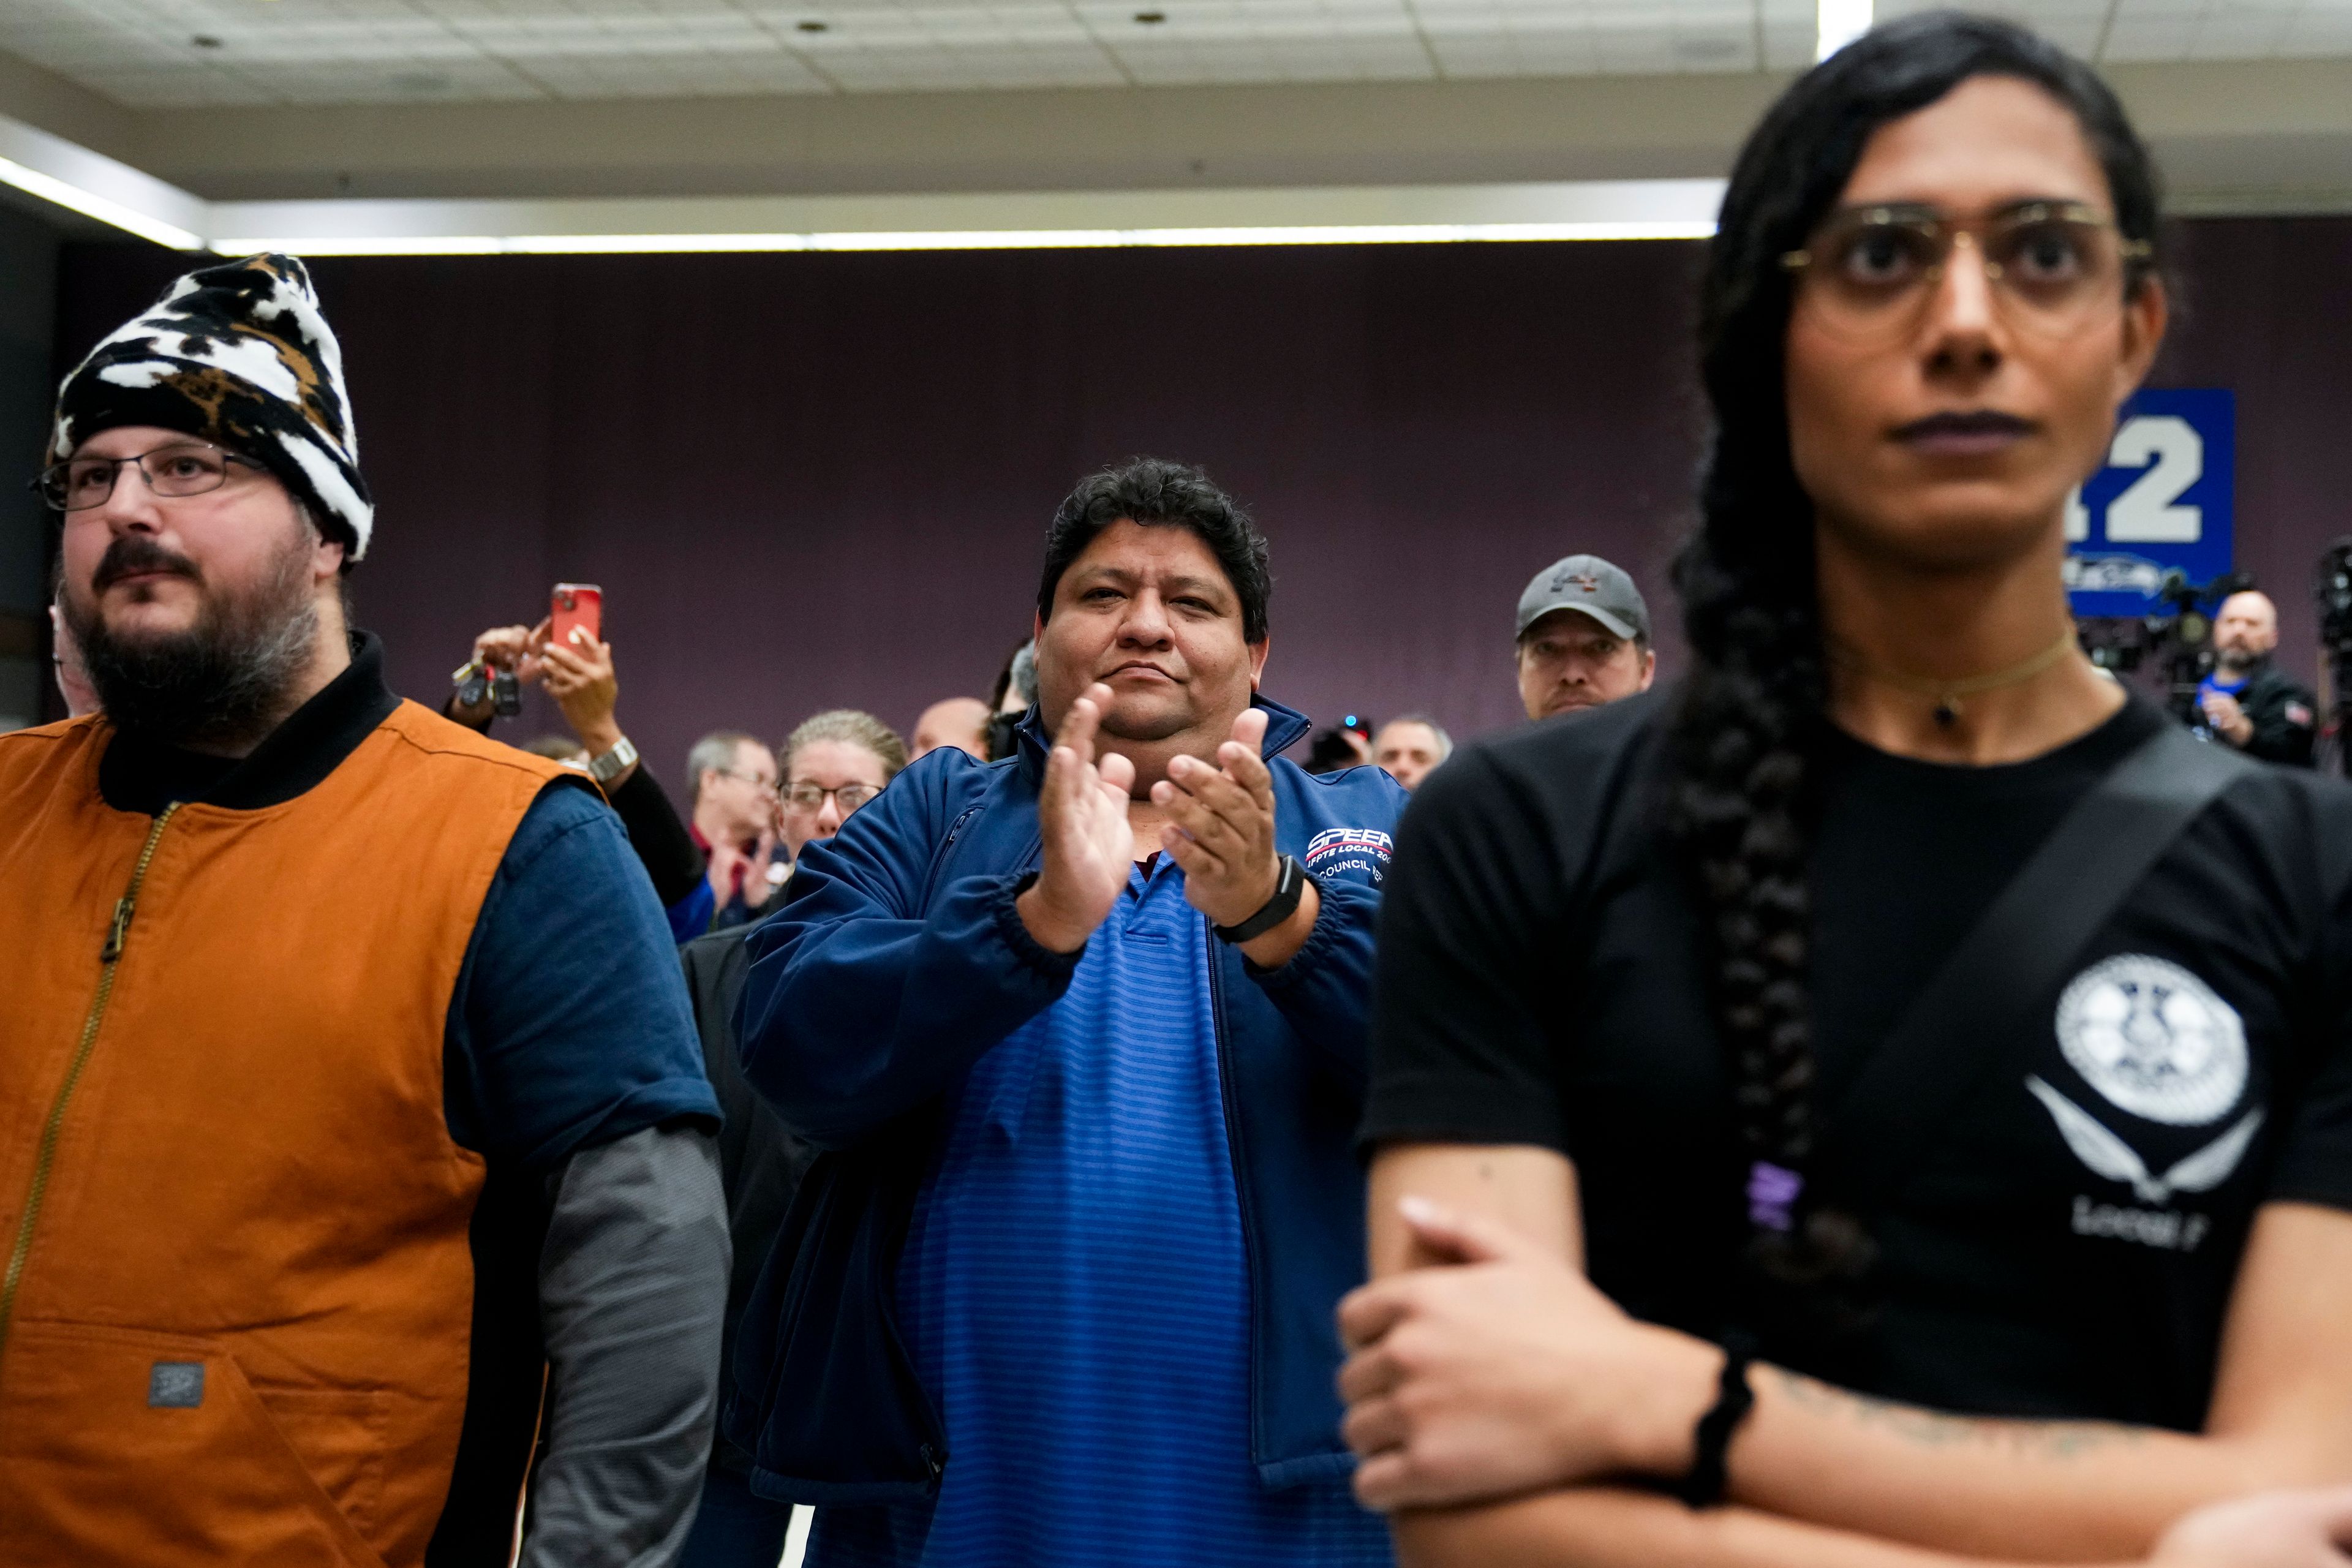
top-left (2075, 569), bottom-right (2253, 721)
top-left (2315, 539), bottom-right (2352, 658)
top-left (2313, 539), bottom-right (2352, 771)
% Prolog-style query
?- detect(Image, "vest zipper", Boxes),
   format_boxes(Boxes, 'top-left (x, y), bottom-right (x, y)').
top-left (0, 804), bottom-right (181, 1368)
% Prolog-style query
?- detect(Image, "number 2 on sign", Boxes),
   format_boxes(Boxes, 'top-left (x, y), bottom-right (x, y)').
top-left (2065, 413), bottom-right (2204, 545)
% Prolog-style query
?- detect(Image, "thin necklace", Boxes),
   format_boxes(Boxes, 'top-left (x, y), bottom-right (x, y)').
top-left (1826, 625), bottom-right (2080, 727)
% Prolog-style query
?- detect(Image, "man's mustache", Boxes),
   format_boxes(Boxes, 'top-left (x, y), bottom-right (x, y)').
top-left (93, 535), bottom-right (202, 592)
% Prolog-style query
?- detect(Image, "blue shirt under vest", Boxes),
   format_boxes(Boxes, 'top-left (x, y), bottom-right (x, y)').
top-left (809, 852), bottom-right (1391, 1568)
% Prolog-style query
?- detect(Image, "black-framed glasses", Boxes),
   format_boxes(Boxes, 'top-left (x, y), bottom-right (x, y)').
top-left (783, 782), bottom-right (881, 813)
top-left (1780, 200), bottom-right (2152, 343)
top-left (32, 442), bottom-right (264, 512)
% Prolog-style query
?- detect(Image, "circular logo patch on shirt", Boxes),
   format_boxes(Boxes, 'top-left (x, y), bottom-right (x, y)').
top-left (2054, 954), bottom-right (2247, 1126)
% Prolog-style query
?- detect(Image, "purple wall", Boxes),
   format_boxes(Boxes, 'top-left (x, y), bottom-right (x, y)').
top-left (52, 217), bottom-right (2352, 780)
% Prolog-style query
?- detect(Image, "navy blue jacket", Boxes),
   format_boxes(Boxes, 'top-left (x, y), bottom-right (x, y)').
top-left (728, 696), bottom-right (1406, 1507)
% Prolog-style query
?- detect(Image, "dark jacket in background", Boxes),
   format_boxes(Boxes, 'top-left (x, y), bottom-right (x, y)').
top-left (679, 929), bottom-right (818, 1476)
top-left (2222, 660), bottom-right (2321, 767)
top-left (437, 697), bottom-right (709, 909)
top-left (617, 764), bottom-right (710, 907)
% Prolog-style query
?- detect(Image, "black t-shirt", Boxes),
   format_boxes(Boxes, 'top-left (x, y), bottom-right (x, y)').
top-left (1365, 688), bottom-right (2352, 1430)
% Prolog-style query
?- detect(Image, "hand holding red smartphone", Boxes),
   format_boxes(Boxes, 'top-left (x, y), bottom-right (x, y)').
top-left (551, 583), bottom-right (603, 650)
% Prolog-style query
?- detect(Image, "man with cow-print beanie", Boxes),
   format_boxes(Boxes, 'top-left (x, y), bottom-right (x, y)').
top-left (1, 252), bottom-right (728, 1567)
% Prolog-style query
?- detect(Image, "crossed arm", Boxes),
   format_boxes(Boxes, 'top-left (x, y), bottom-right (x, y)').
top-left (1342, 1144), bottom-right (2352, 1568)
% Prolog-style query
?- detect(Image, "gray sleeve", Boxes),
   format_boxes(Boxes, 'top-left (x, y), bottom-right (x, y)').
top-left (521, 1121), bottom-right (732, 1568)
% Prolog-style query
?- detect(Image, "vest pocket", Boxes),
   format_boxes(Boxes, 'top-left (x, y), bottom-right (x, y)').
top-left (251, 1381), bottom-right (392, 1544)
top-left (0, 1320), bottom-right (394, 1568)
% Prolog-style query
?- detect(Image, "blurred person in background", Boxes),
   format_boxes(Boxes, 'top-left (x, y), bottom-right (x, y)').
top-left (1, 253), bottom-right (727, 1567)
top-left (1347, 20), bottom-right (2352, 1567)
top-left (445, 617), bottom-right (712, 937)
top-left (911, 696), bottom-right (991, 762)
top-left (674, 731), bottom-right (785, 938)
top-left (733, 458), bottom-right (1406, 1568)
top-left (49, 597), bottom-right (98, 718)
top-left (2193, 589), bottom-right (2316, 766)
top-left (1372, 716), bottom-right (1452, 793)
top-left (778, 708), bottom-right (908, 865)
top-left (986, 638), bottom-right (1039, 761)
top-left (521, 734), bottom-right (590, 763)
top-left (671, 705), bottom-right (903, 1568)
top-left (1306, 712), bottom-right (1377, 774)
top-left (1514, 553), bottom-right (1657, 722)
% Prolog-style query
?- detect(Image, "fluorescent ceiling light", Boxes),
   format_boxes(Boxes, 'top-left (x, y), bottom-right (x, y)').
top-left (208, 178), bottom-right (1725, 254)
top-left (1817, 0), bottom-right (1872, 61)
top-left (0, 153), bottom-right (202, 251)
top-left (4, 113), bottom-right (1722, 257)
top-left (211, 220), bottom-right (1717, 257)
top-left (206, 235), bottom-right (511, 257)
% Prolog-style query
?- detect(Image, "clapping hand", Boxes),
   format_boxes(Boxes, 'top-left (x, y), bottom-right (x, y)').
top-left (1016, 684), bottom-right (1137, 954)
top-left (1151, 707), bottom-right (1281, 929)
top-left (706, 835), bottom-right (753, 906)
top-left (742, 827), bottom-right (782, 910)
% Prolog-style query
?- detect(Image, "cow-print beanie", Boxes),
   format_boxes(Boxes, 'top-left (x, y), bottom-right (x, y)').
top-left (47, 252), bottom-right (374, 562)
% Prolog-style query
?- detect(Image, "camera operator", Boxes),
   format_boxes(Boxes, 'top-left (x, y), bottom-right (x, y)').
top-left (2193, 590), bottom-right (2317, 767)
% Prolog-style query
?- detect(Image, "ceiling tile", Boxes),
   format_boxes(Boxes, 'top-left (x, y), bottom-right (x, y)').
top-left (8, 0), bottom-right (2352, 106)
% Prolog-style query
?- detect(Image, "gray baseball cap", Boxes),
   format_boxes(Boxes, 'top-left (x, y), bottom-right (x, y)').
top-left (1515, 554), bottom-right (1651, 643)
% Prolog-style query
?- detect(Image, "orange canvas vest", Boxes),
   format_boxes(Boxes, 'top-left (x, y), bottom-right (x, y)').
top-left (0, 703), bottom-right (572, 1568)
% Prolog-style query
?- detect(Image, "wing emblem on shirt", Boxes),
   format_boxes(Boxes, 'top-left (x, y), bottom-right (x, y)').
top-left (2025, 1075), bottom-right (2263, 1207)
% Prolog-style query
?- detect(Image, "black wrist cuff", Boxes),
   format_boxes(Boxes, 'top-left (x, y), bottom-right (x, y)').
top-left (1674, 1330), bottom-right (1758, 1510)
top-left (1215, 855), bottom-right (1310, 944)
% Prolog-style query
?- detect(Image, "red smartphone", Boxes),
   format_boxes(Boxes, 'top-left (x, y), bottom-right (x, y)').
top-left (550, 583), bottom-right (603, 650)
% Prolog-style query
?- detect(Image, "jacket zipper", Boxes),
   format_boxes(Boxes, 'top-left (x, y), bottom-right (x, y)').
top-left (915, 802), bottom-right (989, 911)
top-left (0, 804), bottom-right (181, 1367)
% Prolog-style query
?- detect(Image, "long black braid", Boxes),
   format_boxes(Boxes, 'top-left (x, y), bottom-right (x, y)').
top-left (1666, 12), bottom-right (2165, 1306)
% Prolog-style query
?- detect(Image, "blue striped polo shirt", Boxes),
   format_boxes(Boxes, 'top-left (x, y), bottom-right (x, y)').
top-left (809, 853), bottom-right (1392, 1567)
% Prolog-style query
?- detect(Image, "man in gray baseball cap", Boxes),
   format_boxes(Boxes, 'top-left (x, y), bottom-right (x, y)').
top-left (1513, 552), bottom-right (1656, 721)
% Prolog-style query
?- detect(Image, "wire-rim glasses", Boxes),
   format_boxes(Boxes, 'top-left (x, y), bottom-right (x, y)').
top-left (32, 442), bottom-right (263, 512)
top-left (1781, 200), bottom-right (2153, 343)
top-left (712, 767), bottom-right (780, 798)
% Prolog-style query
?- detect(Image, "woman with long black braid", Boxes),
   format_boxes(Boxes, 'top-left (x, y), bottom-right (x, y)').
top-left (1342, 14), bottom-right (2352, 1567)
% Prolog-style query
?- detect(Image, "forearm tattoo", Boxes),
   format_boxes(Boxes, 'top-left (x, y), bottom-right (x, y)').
top-left (1773, 1370), bottom-right (2147, 1458)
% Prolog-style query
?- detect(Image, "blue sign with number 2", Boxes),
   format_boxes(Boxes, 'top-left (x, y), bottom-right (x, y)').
top-left (2064, 386), bottom-right (2235, 616)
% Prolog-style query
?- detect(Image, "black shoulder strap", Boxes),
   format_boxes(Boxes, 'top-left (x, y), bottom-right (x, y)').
top-left (1819, 722), bottom-right (2255, 1200)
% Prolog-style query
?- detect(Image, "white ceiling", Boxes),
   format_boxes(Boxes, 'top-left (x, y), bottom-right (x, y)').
top-left (2, 0), bottom-right (2348, 108)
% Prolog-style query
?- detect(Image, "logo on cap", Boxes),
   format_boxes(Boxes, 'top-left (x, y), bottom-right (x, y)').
top-left (1553, 570), bottom-right (1600, 594)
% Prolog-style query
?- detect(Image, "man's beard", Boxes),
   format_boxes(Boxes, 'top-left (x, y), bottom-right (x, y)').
top-left (2217, 644), bottom-right (2264, 674)
top-left (64, 529), bottom-right (323, 752)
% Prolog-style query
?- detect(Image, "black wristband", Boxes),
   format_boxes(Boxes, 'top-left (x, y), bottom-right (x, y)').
top-left (1673, 1330), bottom-right (1758, 1509)
top-left (1215, 855), bottom-right (1310, 944)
